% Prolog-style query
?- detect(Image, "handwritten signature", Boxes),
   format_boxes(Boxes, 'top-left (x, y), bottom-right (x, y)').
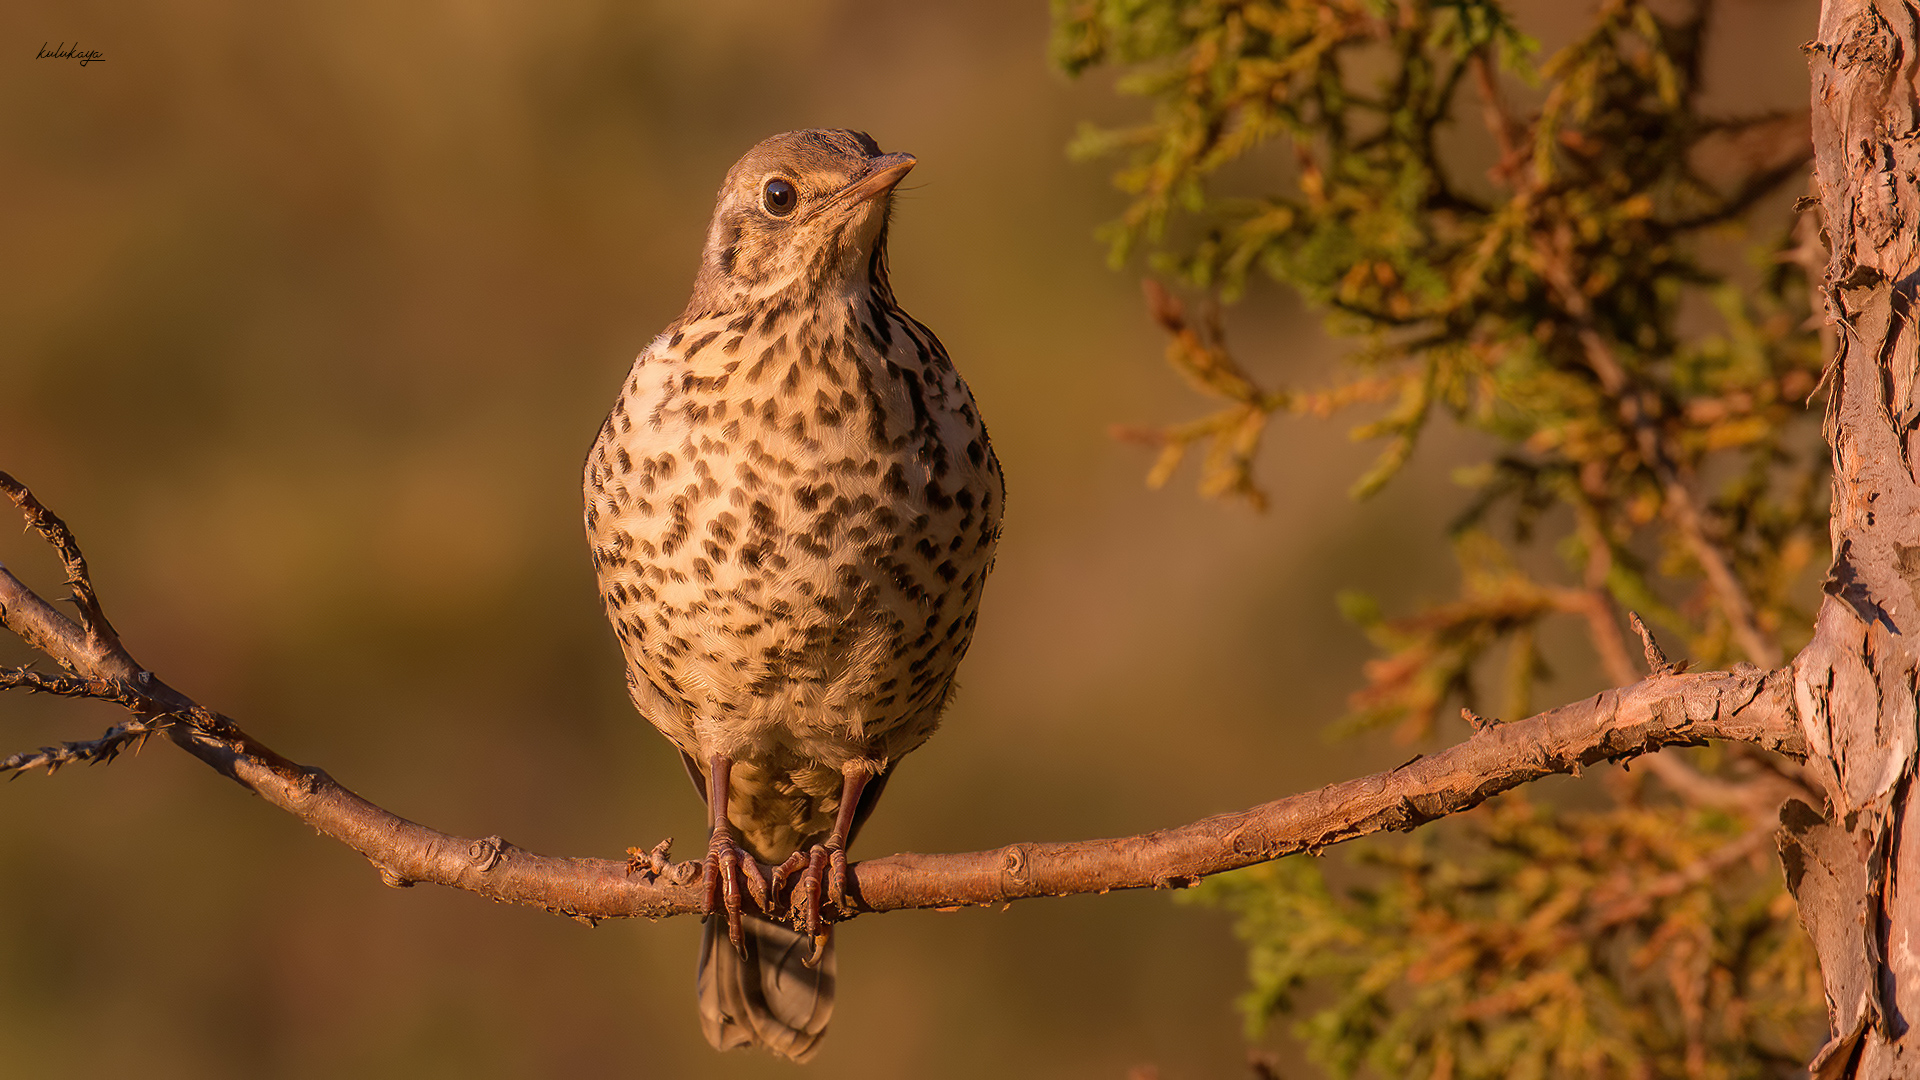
top-left (37, 42), bottom-right (104, 66)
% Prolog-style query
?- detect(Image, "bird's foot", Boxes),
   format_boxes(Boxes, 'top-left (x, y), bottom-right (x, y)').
top-left (771, 840), bottom-right (851, 964)
top-left (705, 827), bottom-right (769, 953)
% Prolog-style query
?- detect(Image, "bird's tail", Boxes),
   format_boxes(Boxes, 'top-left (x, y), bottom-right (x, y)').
top-left (697, 913), bottom-right (833, 1062)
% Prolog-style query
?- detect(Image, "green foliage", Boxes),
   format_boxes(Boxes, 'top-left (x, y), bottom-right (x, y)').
top-left (1338, 530), bottom-right (1560, 738)
top-left (1056, 0), bottom-right (1829, 1073)
top-left (1054, 0), bottom-right (1822, 678)
top-left (1191, 791), bottom-right (1823, 1079)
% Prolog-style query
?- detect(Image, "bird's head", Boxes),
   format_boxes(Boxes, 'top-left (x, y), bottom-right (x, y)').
top-left (684, 129), bottom-right (914, 318)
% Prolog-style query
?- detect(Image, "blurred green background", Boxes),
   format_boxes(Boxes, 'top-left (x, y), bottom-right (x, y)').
top-left (0, 1), bottom-right (1815, 1077)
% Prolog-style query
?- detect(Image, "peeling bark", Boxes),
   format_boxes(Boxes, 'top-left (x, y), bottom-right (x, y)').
top-left (1792, 2), bottom-right (1920, 1072)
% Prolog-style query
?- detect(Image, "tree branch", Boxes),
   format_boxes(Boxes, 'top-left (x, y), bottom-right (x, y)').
top-left (1534, 252), bottom-right (1784, 669)
top-left (0, 473), bottom-right (1808, 927)
top-left (1567, 588), bottom-right (1816, 821)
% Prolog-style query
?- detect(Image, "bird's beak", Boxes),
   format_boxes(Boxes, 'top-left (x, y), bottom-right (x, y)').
top-left (843, 152), bottom-right (916, 205)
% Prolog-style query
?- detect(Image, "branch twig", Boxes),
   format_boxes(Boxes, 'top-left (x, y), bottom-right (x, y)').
top-left (1468, 75), bottom-right (1784, 671)
top-left (2, 715), bottom-right (172, 775)
top-left (1630, 611), bottom-right (1679, 676)
top-left (2, 474), bottom-right (119, 656)
top-left (1531, 246), bottom-right (1782, 669)
top-left (0, 474), bottom-right (1808, 926)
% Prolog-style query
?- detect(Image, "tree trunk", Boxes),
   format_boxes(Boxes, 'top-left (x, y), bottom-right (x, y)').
top-left (1793, 3), bottom-right (1920, 1074)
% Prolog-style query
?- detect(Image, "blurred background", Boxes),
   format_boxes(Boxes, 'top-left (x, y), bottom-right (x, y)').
top-left (0, 1), bottom-right (1816, 1077)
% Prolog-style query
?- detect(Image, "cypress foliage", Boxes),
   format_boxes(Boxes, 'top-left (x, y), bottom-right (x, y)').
top-left (1055, 1), bottom-right (1828, 1073)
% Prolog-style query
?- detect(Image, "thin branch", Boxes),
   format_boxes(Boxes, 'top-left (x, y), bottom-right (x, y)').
top-left (1630, 611), bottom-right (1678, 676)
top-left (1588, 821), bottom-right (1777, 930)
top-left (1533, 255), bottom-right (1784, 668)
top-left (1568, 579), bottom-right (1809, 819)
top-left (1667, 151), bottom-right (1815, 233)
top-left (1631, 750), bottom-right (1811, 818)
top-left (0, 474), bottom-right (119, 655)
top-left (1471, 67), bottom-right (1788, 670)
top-left (0, 667), bottom-right (206, 776)
top-left (1551, 586), bottom-right (1640, 687)
top-left (1469, 51), bottom-right (1528, 184)
top-left (2, 666), bottom-right (155, 710)
top-left (0, 475), bottom-right (1809, 926)
top-left (2, 716), bottom-right (171, 775)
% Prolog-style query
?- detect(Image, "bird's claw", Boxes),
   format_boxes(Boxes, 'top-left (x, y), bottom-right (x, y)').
top-left (775, 840), bottom-right (852, 952)
top-left (704, 828), bottom-right (768, 953)
top-left (827, 847), bottom-right (851, 914)
top-left (770, 848), bottom-right (808, 901)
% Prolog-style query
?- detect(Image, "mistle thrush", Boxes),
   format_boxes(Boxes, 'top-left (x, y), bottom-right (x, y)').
top-left (583, 129), bottom-right (1003, 1061)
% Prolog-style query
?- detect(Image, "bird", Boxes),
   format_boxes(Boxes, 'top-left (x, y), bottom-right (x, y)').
top-left (582, 129), bottom-right (1003, 1061)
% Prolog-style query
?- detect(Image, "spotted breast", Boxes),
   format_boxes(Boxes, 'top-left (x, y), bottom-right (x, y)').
top-left (582, 128), bottom-right (1002, 1062)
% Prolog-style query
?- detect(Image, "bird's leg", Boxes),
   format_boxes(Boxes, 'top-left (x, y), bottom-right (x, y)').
top-left (780, 762), bottom-right (873, 962)
top-left (820, 768), bottom-right (867, 916)
top-left (703, 754), bottom-right (769, 953)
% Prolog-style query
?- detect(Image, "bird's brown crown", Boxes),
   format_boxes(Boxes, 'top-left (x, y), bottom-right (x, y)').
top-left (683, 129), bottom-right (914, 321)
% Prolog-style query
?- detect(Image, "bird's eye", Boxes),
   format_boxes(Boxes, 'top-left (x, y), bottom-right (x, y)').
top-left (762, 178), bottom-right (797, 216)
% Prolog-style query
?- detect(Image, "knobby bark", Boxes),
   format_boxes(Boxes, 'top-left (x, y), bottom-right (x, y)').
top-left (0, 471), bottom-right (1804, 924)
top-left (1794, 2), bottom-right (1920, 1074)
